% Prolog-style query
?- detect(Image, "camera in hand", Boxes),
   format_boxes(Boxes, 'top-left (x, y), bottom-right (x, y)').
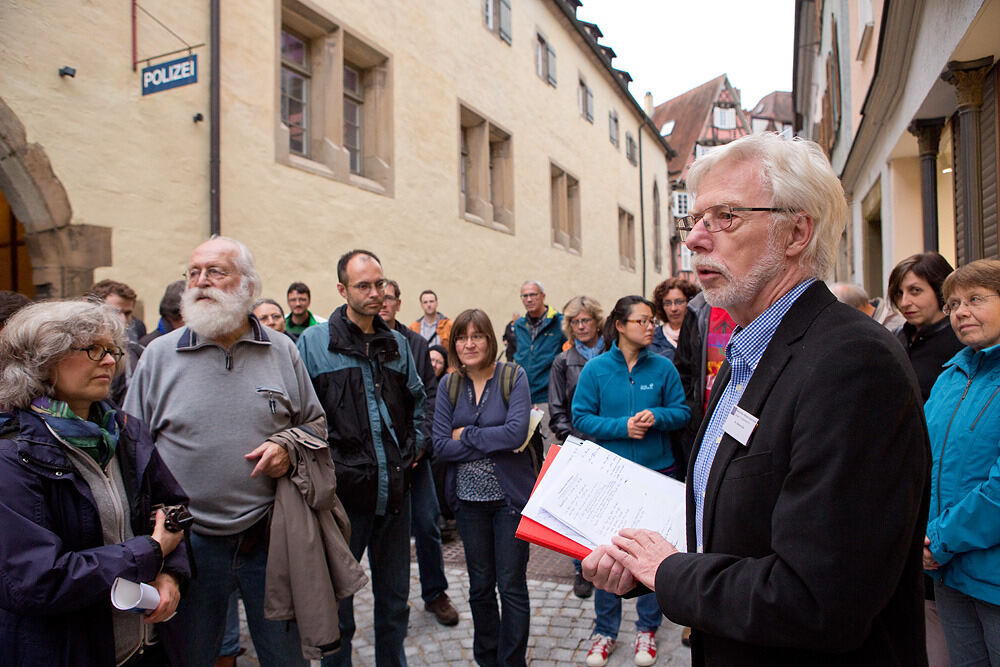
top-left (151, 504), bottom-right (194, 532)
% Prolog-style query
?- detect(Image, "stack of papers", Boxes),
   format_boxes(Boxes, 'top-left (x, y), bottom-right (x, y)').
top-left (517, 437), bottom-right (687, 558)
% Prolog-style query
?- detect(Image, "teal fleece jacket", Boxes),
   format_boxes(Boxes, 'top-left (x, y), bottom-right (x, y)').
top-left (571, 341), bottom-right (690, 470)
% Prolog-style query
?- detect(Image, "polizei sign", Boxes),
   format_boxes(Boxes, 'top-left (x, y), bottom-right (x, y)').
top-left (141, 55), bottom-right (198, 95)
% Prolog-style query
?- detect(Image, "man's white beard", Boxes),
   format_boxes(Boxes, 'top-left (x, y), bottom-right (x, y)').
top-left (181, 284), bottom-right (253, 341)
top-left (693, 233), bottom-right (786, 312)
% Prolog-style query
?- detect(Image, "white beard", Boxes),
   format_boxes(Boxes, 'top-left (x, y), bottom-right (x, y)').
top-left (181, 284), bottom-right (253, 341)
top-left (693, 234), bottom-right (786, 312)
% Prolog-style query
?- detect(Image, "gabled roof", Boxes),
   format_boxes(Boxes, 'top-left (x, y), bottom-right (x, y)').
top-left (651, 74), bottom-right (730, 178)
top-left (749, 91), bottom-right (793, 124)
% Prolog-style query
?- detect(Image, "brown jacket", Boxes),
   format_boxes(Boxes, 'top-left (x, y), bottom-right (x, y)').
top-left (264, 416), bottom-right (368, 660)
top-left (409, 314), bottom-right (452, 348)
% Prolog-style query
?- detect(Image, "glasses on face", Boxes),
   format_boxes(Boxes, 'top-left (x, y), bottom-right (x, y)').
top-left (455, 333), bottom-right (487, 346)
top-left (943, 293), bottom-right (1000, 316)
top-left (570, 316), bottom-right (594, 327)
top-left (625, 318), bottom-right (655, 328)
top-left (347, 279), bottom-right (388, 293)
top-left (72, 344), bottom-right (125, 363)
top-left (676, 204), bottom-right (791, 241)
top-left (184, 266), bottom-right (232, 283)
top-left (520, 292), bottom-right (541, 300)
top-left (663, 299), bottom-right (688, 308)
top-left (382, 293), bottom-right (399, 303)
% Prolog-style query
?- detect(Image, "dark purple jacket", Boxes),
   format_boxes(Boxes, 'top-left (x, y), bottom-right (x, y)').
top-left (0, 408), bottom-right (191, 667)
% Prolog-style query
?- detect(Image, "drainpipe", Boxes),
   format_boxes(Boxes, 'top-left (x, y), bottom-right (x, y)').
top-left (209, 0), bottom-right (221, 236)
top-left (638, 124), bottom-right (647, 296)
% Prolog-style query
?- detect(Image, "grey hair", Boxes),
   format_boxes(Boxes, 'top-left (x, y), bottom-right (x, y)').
top-left (829, 282), bottom-right (869, 308)
top-left (207, 235), bottom-right (262, 299)
top-left (252, 298), bottom-right (284, 317)
top-left (687, 132), bottom-right (848, 279)
top-left (0, 299), bottom-right (127, 410)
top-left (522, 280), bottom-right (545, 293)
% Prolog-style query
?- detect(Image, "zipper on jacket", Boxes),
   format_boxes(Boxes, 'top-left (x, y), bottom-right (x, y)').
top-left (969, 385), bottom-right (1000, 431)
top-left (936, 372), bottom-right (975, 516)
top-left (225, 350), bottom-right (233, 370)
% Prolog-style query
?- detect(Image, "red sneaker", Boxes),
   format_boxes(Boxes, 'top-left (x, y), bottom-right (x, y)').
top-left (585, 634), bottom-right (616, 667)
top-left (634, 630), bottom-right (657, 666)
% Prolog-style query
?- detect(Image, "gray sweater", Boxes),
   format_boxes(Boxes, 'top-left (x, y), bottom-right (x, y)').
top-left (124, 318), bottom-right (326, 536)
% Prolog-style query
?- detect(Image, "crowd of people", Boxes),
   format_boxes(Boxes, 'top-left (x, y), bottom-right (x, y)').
top-left (1, 131), bottom-right (999, 667)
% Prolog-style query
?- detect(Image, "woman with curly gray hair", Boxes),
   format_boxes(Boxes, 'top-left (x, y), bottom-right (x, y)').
top-left (0, 299), bottom-right (191, 666)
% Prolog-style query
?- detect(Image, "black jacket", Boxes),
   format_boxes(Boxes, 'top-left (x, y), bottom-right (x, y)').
top-left (547, 346), bottom-right (587, 441)
top-left (895, 317), bottom-right (964, 402)
top-left (656, 282), bottom-right (930, 666)
top-left (393, 320), bottom-right (437, 452)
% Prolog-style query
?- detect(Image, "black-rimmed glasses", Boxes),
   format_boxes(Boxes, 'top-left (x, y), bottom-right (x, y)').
top-left (676, 204), bottom-right (792, 240)
top-left (72, 344), bottom-right (125, 363)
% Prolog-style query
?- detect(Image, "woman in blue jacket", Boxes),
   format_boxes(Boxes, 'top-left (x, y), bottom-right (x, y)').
top-left (572, 295), bottom-right (689, 667)
top-left (432, 308), bottom-right (533, 667)
top-left (923, 259), bottom-right (1000, 666)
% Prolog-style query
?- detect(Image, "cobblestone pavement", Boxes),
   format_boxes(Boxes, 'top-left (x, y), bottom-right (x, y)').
top-left (236, 539), bottom-right (692, 666)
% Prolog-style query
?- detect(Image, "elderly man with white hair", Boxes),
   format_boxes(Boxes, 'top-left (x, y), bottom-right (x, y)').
top-left (583, 134), bottom-right (931, 666)
top-left (125, 236), bottom-right (325, 666)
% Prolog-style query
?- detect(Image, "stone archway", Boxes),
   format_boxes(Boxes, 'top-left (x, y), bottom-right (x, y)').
top-left (0, 96), bottom-right (111, 298)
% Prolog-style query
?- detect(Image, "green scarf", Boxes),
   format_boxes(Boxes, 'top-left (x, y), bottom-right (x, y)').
top-left (30, 396), bottom-right (120, 467)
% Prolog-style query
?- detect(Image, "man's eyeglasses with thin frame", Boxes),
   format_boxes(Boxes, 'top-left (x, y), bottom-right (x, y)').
top-left (184, 266), bottom-right (231, 283)
top-left (676, 204), bottom-right (792, 241)
top-left (72, 344), bottom-right (125, 363)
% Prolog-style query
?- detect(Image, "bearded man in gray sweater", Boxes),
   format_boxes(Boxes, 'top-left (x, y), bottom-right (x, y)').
top-left (125, 237), bottom-right (325, 667)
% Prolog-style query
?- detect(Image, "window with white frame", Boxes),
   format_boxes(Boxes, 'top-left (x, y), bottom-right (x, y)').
top-left (578, 78), bottom-right (593, 122)
top-left (536, 34), bottom-right (556, 86)
top-left (680, 244), bottom-right (693, 271)
top-left (277, 4), bottom-right (394, 194)
top-left (660, 120), bottom-right (675, 136)
top-left (609, 110), bottom-right (619, 146)
top-left (551, 163), bottom-right (581, 252)
top-left (484, 0), bottom-right (512, 44)
top-left (673, 191), bottom-right (689, 217)
top-left (460, 105), bottom-right (514, 232)
top-left (618, 207), bottom-right (636, 270)
top-left (280, 29), bottom-right (309, 156)
top-left (713, 105), bottom-right (736, 129)
top-left (625, 132), bottom-right (637, 165)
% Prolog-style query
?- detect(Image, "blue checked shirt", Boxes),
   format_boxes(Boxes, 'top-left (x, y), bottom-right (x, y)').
top-left (692, 279), bottom-right (815, 552)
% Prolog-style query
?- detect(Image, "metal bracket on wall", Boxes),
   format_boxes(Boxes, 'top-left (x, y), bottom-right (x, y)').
top-left (132, 0), bottom-right (205, 71)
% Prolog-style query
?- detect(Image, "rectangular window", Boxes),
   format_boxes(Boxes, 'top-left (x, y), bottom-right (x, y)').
top-left (280, 29), bottom-right (309, 156)
top-left (618, 207), bottom-right (636, 271)
top-left (536, 34), bottom-right (556, 86)
top-left (578, 78), bottom-right (594, 122)
top-left (673, 192), bottom-right (689, 217)
top-left (551, 163), bottom-right (581, 252)
top-left (609, 110), bottom-right (619, 146)
top-left (625, 132), bottom-right (637, 165)
top-left (484, 0), bottom-right (512, 44)
top-left (713, 105), bottom-right (736, 129)
top-left (277, 6), bottom-right (394, 195)
top-left (680, 244), bottom-right (693, 271)
top-left (460, 105), bottom-right (514, 232)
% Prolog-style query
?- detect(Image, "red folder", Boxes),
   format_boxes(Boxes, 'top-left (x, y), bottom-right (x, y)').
top-left (515, 445), bottom-right (591, 560)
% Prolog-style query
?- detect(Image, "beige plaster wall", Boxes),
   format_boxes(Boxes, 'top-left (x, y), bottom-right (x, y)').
top-left (887, 156), bottom-right (923, 266)
top-left (0, 0), bottom-right (669, 334)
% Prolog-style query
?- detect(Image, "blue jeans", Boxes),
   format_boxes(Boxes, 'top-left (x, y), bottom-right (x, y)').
top-left (456, 500), bottom-right (530, 667)
top-left (935, 581), bottom-right (1000, 666)
top-left (410, 456), bottom-right (448, 603)
top-left (166, 530), bottom-right (306, 667)
top-left (593, 588), bottom-right (662, 639)
top-left (321, 500), bottom-right (411, 667)
top-left (219, 592), bottom-right (241, 656)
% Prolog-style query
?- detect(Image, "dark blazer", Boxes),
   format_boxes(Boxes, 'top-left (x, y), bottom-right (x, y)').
top-left (654, 282), bottom-right (930, 667)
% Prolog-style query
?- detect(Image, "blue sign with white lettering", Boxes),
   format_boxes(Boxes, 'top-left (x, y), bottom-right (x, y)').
top-left (141, 55), bottom-right (198, 95)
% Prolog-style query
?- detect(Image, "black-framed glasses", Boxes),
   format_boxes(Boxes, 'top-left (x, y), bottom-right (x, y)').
top-left (676, 204), bottom-right (792, 240)
top-left (72, 344), bottom-right (125, 363)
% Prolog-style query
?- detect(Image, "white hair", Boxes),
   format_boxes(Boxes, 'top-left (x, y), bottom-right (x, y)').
top-left (209, 235), bottom-right (262, 300)
top-left (687, 133), bottom-right (848, 279)
top-left (522, 280), bottom-right (545, 293)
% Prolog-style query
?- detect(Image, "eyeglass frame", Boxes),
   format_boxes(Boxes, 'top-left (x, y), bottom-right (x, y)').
top-left (942, 293), bottom-right (1000, 316)
top-left (676, 204), bottom-right (794, 241)
top-left (570, 316), bottom-right (595, 327)
top-left (344, 278), bottom-right (388, 293)
top-left (183, 266), bottom-right (232, 283)
top-left (662, 298), bottom-right (688, 308)
top-left (71, 344), bottom-right (126, 363)
top-left (623, 318), bottom-right (655, 328)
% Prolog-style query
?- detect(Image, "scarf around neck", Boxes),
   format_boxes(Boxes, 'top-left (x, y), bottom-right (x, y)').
top-left (30, 396), bottom-right (120, 467)
top-left (575, 337), bottom-right (604, 361)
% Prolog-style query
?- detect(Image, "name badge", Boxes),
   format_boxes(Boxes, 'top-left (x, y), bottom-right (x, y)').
top-left (723, 405), bottom-right (758, 446)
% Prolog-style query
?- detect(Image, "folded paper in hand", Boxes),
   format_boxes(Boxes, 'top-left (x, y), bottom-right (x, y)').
top-left (516, 437), bottom-right (686, 559)
top-left (111, 577), bottom-right (160, 613)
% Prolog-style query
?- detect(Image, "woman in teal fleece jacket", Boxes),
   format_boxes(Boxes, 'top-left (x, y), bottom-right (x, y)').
top-left (923, 259), bottom-right (1000, 666)
top-left (570, 296), bottom-right (690, 666)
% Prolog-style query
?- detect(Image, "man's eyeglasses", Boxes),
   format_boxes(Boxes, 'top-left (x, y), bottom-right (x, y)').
top-left (625, 318), bottom-right (655, 328)
top-left (570, 317), bottom-right (594, 327)
top-left (184, 266), bottom-right (231, 283)
top-left (347, 279), bottom-right (388, 293)
top-left (676, 204), bottom-right (792, 241)
top-left (520, 292), bottom-right (541, 300)
top-left (662, 299), bottom-right (688, 308)
top-left (943, 293), bottom-right (1000, 316)
top-left (72, 344), bottom-right (125, 363)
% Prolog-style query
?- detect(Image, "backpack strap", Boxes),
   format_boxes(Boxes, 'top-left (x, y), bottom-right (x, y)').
top-left (446, 371), bottom-right (461, 407)
top-left (497, 362), bottom-right (518, 407)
